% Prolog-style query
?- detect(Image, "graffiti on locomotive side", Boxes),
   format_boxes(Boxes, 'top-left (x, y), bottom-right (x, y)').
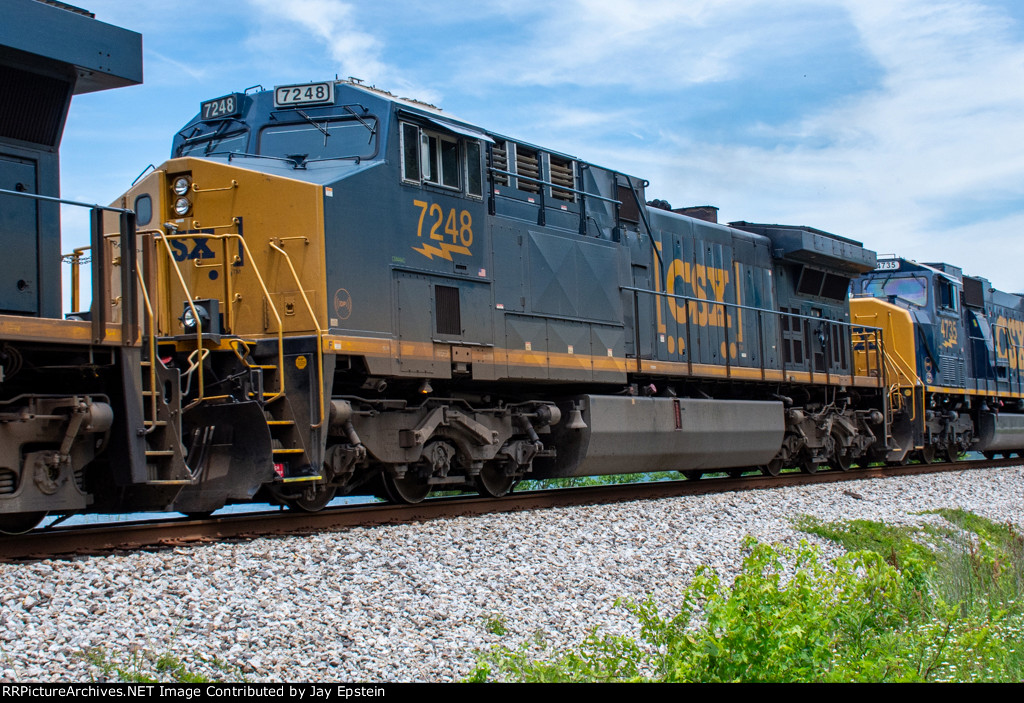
top-left (411, 199), bottom-right (473, 261)
top-left (995, 315), bottom-right (1024, 368)
top-left (653, 244), bottom-right (743, 359)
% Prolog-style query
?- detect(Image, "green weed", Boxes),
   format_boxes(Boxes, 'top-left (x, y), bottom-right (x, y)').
top-left (81, 646), bottom-right (243, 683)
top-left (468, 511), bottom-right (1024, 683)
top-left (484, 613), bottom-right (509, 636)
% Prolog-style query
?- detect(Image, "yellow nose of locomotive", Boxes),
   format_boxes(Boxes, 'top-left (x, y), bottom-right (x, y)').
top-left (118, 158), bottom-right (328, 342)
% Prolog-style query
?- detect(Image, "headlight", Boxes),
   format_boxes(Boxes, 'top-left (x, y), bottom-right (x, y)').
top-left (174, 197), bottom-right (191, 216)
top-left (172, 176), bottom-right (191, 196)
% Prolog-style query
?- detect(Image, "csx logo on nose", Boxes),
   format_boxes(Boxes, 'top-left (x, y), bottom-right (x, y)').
top-left (169, 237), bottom-right (215, 261)
top-left (169, 229), bottom-right (244, 267)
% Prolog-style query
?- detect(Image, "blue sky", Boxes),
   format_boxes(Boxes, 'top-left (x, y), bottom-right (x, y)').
top-left (59, 0), bottom-right (1024, 296)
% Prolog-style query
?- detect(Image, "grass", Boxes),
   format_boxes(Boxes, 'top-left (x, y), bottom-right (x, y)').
top-left (467, 510), bottom-right (1024, 682)
top-left (517, 471), bottom-right (679, 490)
top-left (81, 646), bottom-right (245, 683)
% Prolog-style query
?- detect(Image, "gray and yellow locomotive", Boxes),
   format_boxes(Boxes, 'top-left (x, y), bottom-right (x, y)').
top-left (109, 78), bottom-right (891, 513)
top-left (6, 62), bottom-right (1023, 530)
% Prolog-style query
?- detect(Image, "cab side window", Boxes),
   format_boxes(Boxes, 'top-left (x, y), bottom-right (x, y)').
top-left (401, 122), bottom-right (482, 199)
top-left (937, 278), bottom-right (957, 312)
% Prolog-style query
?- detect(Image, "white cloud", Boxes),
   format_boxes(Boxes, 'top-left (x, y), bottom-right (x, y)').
top-left (576, 0), bottom-right (1024, 290)
top-left (147, 50), bottom-right (208, 82)
top-left (246, 0), bottom-right (386, 80)
top-left (243, 0), bottom-right (442, 103)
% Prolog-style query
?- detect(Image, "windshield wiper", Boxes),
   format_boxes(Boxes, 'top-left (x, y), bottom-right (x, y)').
top-left (296, 109), bottom-right (330, 145)
top-left (344, 106), bottom-right (377, 143)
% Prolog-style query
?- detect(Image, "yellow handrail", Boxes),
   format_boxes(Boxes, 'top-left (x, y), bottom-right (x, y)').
top-left (269, 237), bottom-right (325, 429)
top-left (154, 233), bottom-right (206, 402)
top-left (134, 261), bottom-right (159, 432)
top-left (156, 231), bottom-right (288, 404)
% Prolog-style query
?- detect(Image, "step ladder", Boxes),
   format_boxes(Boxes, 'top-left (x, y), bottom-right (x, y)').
top-left (139, 353), bottom-right (193, 484)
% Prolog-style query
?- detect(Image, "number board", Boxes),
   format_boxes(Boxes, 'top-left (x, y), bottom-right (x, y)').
top-left (200, 93), bottom-right (244, 121)
top-left (274, 82), bottom-right (335, 108)
top-left (875, 259), bottom-right (900, 271)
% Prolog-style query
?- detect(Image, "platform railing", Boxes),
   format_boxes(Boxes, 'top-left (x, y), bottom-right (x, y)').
top-left (623, 286), bottom-right (885, 388)
top-left (152, 228), bottom-right (287, 406)
top-left (0, 187), bottom-right (139, 345)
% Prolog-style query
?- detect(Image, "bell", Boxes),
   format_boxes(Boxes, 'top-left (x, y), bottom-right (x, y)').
top-left (567, 407), bottom-right (588, 430)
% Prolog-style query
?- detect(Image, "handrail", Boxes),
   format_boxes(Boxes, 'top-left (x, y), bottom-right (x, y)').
top-left (66, 246), bottom-right (91, 313)
top-left (65, 230), bottom-right (131, 317)
top-left (153, 232), bottom-right (206, 403)
top-left (0, 187), bottom-right (132, 213)
top-left (134, 259), bottom-right (159, 433)
top-left (623, 285), bottom-right (884, 383)
top-left (486, 168), bottom-right (621, 205)
top-left (268, 237), bottom-right (325, 429)
top-left (156, 230), bottom-right (288, 405)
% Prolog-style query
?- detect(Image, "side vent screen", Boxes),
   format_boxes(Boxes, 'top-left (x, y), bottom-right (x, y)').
top-left (490, 141), bottom-right (509, 187)
top-left (617, 184), bottom-right (640, 223)
top-left (550, 155), bottom-right (575, 201)
top-left (821, 273), bottom-right (850, 301)
top-left (798, 267), bottom-right (825, 296)
top-left (0, 65), bottom-right (70, 146)
top-left (515, 146), bottom-right (540, 194)
top-left (435, 285), bottom-right (462, 336)
top-left (963, 276), bottom-right (985, 308)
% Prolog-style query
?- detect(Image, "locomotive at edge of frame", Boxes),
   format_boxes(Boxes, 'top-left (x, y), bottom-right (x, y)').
top-left (2, 0), bottom-right (1024, 531)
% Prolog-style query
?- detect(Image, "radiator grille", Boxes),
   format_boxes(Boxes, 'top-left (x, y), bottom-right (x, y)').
top-left (0, 65), bottom-right (70, 146)
top-left (515, 146), bottom-right (540, 194)
top-left (435, 285), bottom-right (461, 336)
top-left (490, 141), bottom-right (509, 186)
top-left (550, 155), bottom-right (575, 202)
top-left (940, 355), bottom-right (963, 386)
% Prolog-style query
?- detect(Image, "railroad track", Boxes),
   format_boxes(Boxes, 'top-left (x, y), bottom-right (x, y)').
top-left (2, 456), bottom-right (1020, 561)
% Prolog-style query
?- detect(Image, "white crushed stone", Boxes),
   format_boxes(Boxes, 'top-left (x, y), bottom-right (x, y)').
top-left (1, 466), bottom-right (1022, 682)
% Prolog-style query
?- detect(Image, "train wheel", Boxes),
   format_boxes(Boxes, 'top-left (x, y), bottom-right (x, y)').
top-left (761, 459), bottom-right (783, 477)
top-left (983, 451), bottom-right (996, 460)
top-left (477, 463), bottom-right (517, 498)
top-left (801, 459), bottom-right (819, 475)
top-left (382, 472), bottom-right (431, 504)
top-left (830, 433), bottom-right (853, 472)
top-left (857, 448), bottom-right (887, 468)
top-left (728, 469), bottom-right (747, 478)
top-left (945, 446), bottom-right (961, 463)
top-left (0, 512), bottom-right (47, 535)
top-left (919, 445), bottom-right (937, 464)
top-left (289, 483), bottom-right (337, 512)
top-left (831, 452), bottom-right (854, 472)
top-left (682, 470), bottom-right (703, 480)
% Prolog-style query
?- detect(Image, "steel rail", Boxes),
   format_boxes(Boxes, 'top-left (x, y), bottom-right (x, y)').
top-left (1, 457), bottom-right (1020, 562)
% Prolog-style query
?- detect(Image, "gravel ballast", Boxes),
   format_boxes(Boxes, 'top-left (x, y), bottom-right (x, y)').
top-left (2, 466), bottom-right (1023, 682)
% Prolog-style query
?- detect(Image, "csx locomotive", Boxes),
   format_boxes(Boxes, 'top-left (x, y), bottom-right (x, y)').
top-left (4, 65), bottom-right (1024, 529)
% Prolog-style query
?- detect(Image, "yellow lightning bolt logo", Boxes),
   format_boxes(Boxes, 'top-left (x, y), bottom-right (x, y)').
top-left (413, 242), bottom-right (471, 260)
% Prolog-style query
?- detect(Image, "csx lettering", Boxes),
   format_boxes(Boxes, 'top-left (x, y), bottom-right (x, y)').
top-left (995, 315), bottom-right (1024, 369)
top-left (665, 260), bottom-right (730, 327)
top-left (169, 238), bottom-right (215, 262)
top-left (411, 199), bottom-right (472, 261)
